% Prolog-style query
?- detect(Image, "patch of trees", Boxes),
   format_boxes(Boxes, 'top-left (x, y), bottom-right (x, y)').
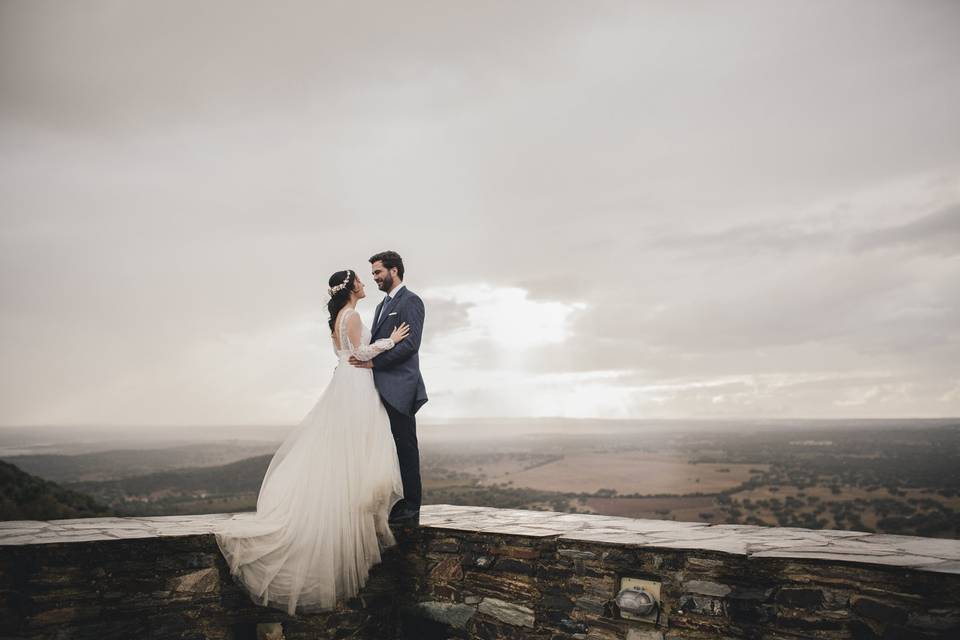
top-left (0, 460), bottom-right (114, 521)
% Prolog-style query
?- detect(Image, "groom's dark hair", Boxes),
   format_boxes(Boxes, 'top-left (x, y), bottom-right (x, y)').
top-left (369, 250), bottom-right (404, 280)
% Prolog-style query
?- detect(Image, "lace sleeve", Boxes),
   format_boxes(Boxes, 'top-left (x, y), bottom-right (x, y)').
top-left (343, 309), bottom-right (394, 362)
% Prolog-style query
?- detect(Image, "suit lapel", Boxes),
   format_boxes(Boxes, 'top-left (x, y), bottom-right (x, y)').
top-left (373, 286), bottom-right (406, 337)
top-left (372, 299), bottom-right (385, 337)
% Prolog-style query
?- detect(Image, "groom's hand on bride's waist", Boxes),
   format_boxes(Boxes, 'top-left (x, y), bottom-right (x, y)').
top-left (348, 356), bottom-right (373, 368)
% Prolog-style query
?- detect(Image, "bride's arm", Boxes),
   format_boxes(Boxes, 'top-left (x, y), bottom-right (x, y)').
top-left (346, 312), bottom-right (395, 362)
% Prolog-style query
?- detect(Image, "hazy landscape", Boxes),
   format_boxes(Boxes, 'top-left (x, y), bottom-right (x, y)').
top-left (2, 418), bottom-right (957, 539)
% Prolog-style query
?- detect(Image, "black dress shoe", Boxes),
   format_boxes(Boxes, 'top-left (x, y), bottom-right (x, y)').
top-left (388, 509), bottom-right (420, 527)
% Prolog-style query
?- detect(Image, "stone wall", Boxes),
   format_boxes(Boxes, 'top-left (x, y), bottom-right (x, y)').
top-left (2, 505), bottom-right (959, 639)
top-left (405, 505), bottom-right (960, 640)
top-left (0, 514), bottom-right (408, 639)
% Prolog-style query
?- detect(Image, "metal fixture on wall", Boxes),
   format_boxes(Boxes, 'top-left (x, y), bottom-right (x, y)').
top-left (614, 577), bottom-right (662, 625)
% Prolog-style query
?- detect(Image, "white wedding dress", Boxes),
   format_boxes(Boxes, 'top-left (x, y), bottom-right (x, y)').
top-left (213, 307), bottom-right (405, 615)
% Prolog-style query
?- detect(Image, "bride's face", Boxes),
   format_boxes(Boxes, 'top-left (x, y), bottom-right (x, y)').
top-left (352, 278), bottom-right (366, 300)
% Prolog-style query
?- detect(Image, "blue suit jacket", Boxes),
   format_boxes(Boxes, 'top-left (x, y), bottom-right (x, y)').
top-left (370, 285), bottom-right (428, 416)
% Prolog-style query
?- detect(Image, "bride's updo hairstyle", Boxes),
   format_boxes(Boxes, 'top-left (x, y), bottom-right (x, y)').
top-left (327, 269), bottom-right (357, 332)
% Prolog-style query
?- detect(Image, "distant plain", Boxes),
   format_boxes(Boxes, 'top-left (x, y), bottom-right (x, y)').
top-left (2, 418), bottom-right (957, 538)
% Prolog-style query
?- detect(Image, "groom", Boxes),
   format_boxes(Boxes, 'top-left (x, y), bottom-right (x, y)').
top-left (349, 250), bottom-right (427, 527)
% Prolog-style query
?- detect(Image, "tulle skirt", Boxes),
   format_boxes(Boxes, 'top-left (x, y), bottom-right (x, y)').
top-left (213, 356), bottom-right (404, 615)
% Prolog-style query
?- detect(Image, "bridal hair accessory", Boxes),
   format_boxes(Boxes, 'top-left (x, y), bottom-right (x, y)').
top-left (328, 270), bottom-right (352, 297)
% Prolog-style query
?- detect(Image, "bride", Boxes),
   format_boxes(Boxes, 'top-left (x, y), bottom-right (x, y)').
top-left (213, 268), bottom-right (410, 615)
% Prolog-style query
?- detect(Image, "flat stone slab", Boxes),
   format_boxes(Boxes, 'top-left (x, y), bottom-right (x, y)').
top-left (423, 506), bottom-right (960, 574)
top-left (0, 512), bottom-right (242, 546)
top-left (3, 505), bottom-right (959, 574)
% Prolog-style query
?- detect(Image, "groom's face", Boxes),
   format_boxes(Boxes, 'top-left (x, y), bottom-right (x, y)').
top-left (370, 261), bottom-right (397, 293)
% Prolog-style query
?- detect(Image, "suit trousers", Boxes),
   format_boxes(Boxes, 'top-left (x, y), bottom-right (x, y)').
top-left (384, 400), bottom-right (422, 514)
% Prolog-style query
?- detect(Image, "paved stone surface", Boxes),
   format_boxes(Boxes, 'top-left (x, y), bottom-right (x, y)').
top-left (3, 504), bottom-right (959, 574)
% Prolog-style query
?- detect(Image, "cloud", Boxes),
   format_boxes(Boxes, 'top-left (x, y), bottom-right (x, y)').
top-left (854, 204), bottom-right (960, 255)
top-left (2, 2), bottom-right (960, 424)
top-left (649, 221), bottom-right (835, 256)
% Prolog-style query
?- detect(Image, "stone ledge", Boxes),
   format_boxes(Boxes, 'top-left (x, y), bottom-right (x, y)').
top-left (4, 504), bottom-right (958, 575)
top-left (3, 505), bottom-right (960, 639)
top-left (422, 505), bottom-right (960, 574)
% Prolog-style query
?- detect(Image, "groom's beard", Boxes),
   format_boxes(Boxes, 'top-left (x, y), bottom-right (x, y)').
top-left (379, 274), bottom-right (393, 292)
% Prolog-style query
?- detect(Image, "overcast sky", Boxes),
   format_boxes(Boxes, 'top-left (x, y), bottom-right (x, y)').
top-left (1, 0), bottom-right (959, 426)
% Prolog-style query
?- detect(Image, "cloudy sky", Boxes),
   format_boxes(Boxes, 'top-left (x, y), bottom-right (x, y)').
top-left (1, 1), bottom-right (959, 426)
